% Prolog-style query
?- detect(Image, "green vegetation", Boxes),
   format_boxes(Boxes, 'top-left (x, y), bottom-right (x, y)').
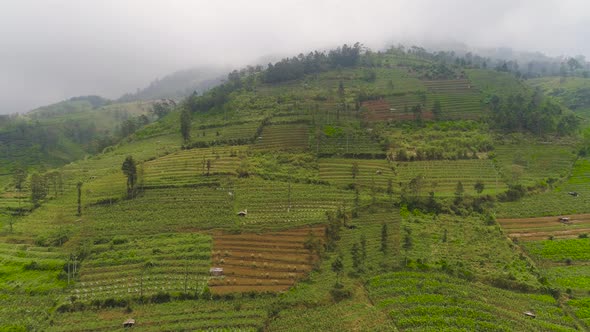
top-left (3, 43), bottom-right (590, 330)
top-left (368, 271), bottom-right (577, 331)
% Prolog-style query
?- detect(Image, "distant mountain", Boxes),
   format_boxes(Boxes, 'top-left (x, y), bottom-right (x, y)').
top-left (118, 66), bottom-right (227, 102)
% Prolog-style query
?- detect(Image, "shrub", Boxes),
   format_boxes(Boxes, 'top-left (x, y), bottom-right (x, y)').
top-left (151, 292), bottom-right (171, 304)
top-left (330, 284), bottom-right (352, 302)
top-left (111, 236), bottom-right (128, 245)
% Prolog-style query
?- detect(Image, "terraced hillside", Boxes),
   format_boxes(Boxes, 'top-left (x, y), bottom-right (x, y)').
top-left (368, 271), bottom-right (577, 331)
top-left (2, 45), bottom-right (590, 331)
top-left (396, 159), bottom-right (505, 195)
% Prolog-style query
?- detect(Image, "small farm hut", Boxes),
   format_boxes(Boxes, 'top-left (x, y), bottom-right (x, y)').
top-left (523, 311), bottom-right (536, 318)
top-left (210, 267), bottom-right (224, 276)
top-left (123, 318), bottom-right (135, 328)
top-left (558, 217), bottom-right (570, 223)
top-left (237, 209), bottom-right (248, 217)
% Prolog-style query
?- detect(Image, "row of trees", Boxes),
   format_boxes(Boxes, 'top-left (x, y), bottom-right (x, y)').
top-left (263, 43), bottom-right (363, 83)
top-left (488, 92), bottom-right (580, 135)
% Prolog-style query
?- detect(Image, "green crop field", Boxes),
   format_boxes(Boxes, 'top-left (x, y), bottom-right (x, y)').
top-left (367, 271), bottom-right (577, 331)
top-left (3, 44), bottom-right (590, 331)
top-left (493, 143), bottom-right (577, 186)
top-left (497, 157), bottom-right (590, 218)
top-left (467, 69), bottom-right (530, 97)
top-left (396, 159), bottom-right (506, 195)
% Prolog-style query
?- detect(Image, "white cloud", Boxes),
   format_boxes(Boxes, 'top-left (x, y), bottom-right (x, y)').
top-left (1, 0), bottom-right (589, 113)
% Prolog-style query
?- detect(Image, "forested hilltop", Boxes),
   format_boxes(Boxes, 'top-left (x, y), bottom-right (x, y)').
top-left (1, 43), bottom-right (590, 331)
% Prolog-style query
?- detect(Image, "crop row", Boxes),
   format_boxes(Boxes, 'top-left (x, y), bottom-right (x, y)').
top-left (209, 226), bottom-right (324, 294)
top-left (255, 124), bottom-right (309, 151)
top-left (50, 299), bottom-right (267, 332)
top-left (368, 271), bottom-right (577, 331)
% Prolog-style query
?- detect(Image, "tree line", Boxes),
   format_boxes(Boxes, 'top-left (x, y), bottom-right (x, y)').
top-left (487, 91), bottom-right (580, 135)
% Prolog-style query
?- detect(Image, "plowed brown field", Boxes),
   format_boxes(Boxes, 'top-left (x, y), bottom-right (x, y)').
top-left (209, 226), bottom-right (325, 294)
top-left (498, 214), bottom-right (590, 241)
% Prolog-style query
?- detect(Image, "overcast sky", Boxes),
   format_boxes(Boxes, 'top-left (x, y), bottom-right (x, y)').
top-left (1, 0), bottom-right (589, 113)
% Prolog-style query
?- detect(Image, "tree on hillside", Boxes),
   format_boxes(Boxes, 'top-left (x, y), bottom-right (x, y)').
top-left (30, 173), bottom-right (47, 206)
top-left (151, 101), bottom-right (172, 119)
top-left (432, 100), bottom-right (442, 120)
top-left (338, 81), bottom-right (345, 98)
top-left (76, 182), bottom-right (83, 216)
top-left (454, 181), bottom-right (464, 205)
top-left (350, 242), bottom-right (362, 273)
top-left (331, 254), bottom-right (344, 284)
top-left (412, 104), bottom-right (423, 125)
top-left (180, 108), bottom-right (191, 144)
top-left (474, 180), bottom-right (485, 195)
top-left (13, 166), bottom-right (26, 192)
top-left (206, 159), bottom-right (212, 176)
top-left (122, 156), bottom-right (137, 198)
top-left (351, 162), bottom-right (359, 179)
top-left (380, 222), bottom-right (388, 253)
top-left (568, 58), bottom-right (582, 72)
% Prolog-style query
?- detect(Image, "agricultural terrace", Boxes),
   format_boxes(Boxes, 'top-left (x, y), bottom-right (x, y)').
top-left (528, 77), bottom-right (590, 117)
top-left (422, 79), bottom-right (475, 93)
top-left (313, 126), bottom-right (384, 156)
top-left (50, 299), bottom-right (268, 332)
top-left (467, 69), bottom-right (530, 97)
top-left (362, 91), bottom-right (483, 122)
top-left (84, 187), bottom-right (234, 236)
top-left (387, 120), bottom-right (494, 161)
top-left (497, 214), bottom-right (590, 241)
top-left (396, 159), bottom-right (505, 196)
top-left (313, 67), bottom-right (426, 94)
top-left (520, 237), bottom-right (590, 326)
top-left (255, 124), bottom-right (310, 151)
top-left (319, 158), bottom-right (395, 190)
top-left (189, 121), bottom-right (259, 145)
top-left (0, 190), bottom-right (31, 213)
top-left (270, 109), bottom-right (311, 125)
top-left (232, 178), bottom-right (354, 229)
top-left (493, 144), bottom-right (576, 187)
top-left (142, 145), bottom-right (249, 187)
top-left (339, 211), bottom-right (401, 271)
top-left (268, 295), bottom-right (395, 331)
top-left (0, 241), bottom-right (66, 330)
top-left (70, 233), bottom-right (211, 302)
top-left (497, 158), bottom-right (590, 218)
top-left (209, 226), bottom-right (324, 294)
top-left (400, 211), bottom-right (539, 286)
top-left (367, 271), bottom-right (577, 331)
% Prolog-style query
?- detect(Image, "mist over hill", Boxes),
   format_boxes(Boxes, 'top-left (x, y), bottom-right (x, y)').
top-left (117, 66), bottom-right (227, 102)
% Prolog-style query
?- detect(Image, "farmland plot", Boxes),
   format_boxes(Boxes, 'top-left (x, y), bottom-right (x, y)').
top-left (209, 226), bottom-right (324, 294)
top-left (497, 157), bottom-right (590, 218)
top-left (319, 158), bottom-right (395, 190)
top-left (50, 299), bottom-right (268, 332)
top-left (498, 214), bottom-right (590, 241)
top-left (520, 237), bottom-right (590, 325)
top-left (368, 271), bottom-right (577, 331)
top-left (255, 124), bottom-right (309, 151)
top-left (70, 233), bottom-right (212, 302)
top-left (143, 145), bottom-right (248, 187)
top-left (395, 159), bottom-right (505, 196)
top-left (232, 178), bottom-right (353, 229)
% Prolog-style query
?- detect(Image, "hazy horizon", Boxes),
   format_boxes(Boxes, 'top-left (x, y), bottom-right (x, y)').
top-left (1, 0), bottom-right (589, 113)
